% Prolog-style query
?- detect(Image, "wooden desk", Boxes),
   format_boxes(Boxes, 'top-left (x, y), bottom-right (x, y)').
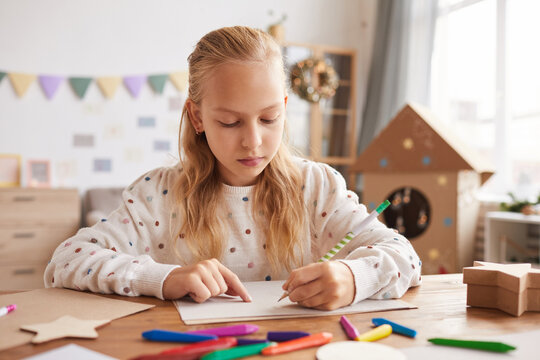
top-left (3, 274), bottom-right (540, 359)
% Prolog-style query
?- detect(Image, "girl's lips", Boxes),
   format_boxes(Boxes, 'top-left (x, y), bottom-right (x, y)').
top-left (238, 157), bottom-right (263, 167)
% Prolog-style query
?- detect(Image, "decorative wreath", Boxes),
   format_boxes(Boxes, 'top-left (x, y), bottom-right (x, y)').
top-left (290, 58), bottom-right (339, 103)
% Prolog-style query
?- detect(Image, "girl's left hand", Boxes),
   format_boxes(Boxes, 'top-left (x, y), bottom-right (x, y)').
top-left (282, 261), bottom-right (355, 310)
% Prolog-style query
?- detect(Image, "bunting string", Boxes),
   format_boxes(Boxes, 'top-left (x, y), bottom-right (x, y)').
top-left (0, 70), bottom-right (188, 100)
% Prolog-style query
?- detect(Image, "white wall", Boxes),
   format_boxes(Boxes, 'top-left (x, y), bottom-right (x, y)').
top-left (0, 0), bottom-right (376, 191)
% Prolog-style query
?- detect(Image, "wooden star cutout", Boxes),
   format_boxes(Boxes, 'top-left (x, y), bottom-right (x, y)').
top-left (463, 261), bottom-right (540, 316)
top-left (20, 315), bottom-right (110, 344)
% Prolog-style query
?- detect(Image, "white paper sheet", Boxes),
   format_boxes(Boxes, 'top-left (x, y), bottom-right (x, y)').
top-left (23, 343), bottom-right (117, 360)
top-left (400, 329), bottom-right (540, 359)
top-left (174, 281), bottom-right (416, 325)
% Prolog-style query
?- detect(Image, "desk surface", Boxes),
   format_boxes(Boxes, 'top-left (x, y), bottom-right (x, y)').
top-left (3, 274), bottom-right (540, 359)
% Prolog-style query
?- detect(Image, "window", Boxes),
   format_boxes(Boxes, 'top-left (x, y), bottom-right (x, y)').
top-left (431, 0), bottom-right (540, 200)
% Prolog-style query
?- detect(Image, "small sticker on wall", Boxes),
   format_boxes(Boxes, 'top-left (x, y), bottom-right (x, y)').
top-left (154, 140), bottom-right (170, 151)
top-left (83, 103), bottom-right (104, 115)
top-left (94, 159), bottom-right (112, 172)
top-left (124, 147), bottom-right (144, 162)
top-left (138, 116), bottom-right (156, 128)
top-left (73, 134), bottom-right (95, 147)
top-left (104, 123), bottom-right (124, 139)
top-left (56, 160), bottom-right (77, 185)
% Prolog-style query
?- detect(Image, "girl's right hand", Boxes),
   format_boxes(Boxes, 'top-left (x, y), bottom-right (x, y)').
top-left (162, 258), bottom-right (252, 303)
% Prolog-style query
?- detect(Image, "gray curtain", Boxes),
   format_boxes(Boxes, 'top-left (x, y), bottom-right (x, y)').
top-left (358, 0), bottom-right (438, 154)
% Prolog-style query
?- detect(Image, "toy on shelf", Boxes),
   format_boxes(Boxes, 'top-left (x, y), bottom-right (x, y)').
top-left (463, 261), bottom-right (540, 316)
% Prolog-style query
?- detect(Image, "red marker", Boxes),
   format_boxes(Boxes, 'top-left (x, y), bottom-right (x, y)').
top-left (160, 337), bottom-right (237, 356)
top-left (261, 332), bottom-right (332, 355)
top-left (130, 337), bottom-right (238, 360)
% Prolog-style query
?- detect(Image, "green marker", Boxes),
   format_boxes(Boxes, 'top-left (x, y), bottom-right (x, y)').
top-left (428, 338), bottom-right (516, 353)
top-left (319, 200), bottom-right (391, 262)
top-left (201, 342), bottom-right (275, 360)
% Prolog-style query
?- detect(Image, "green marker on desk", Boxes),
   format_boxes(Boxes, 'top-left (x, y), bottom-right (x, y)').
top-left (201, 342), bottom-right (274, 360)
top-left (428, 338), bottom-right (516, 353)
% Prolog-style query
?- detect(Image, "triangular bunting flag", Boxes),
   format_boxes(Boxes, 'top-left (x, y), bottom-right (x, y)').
top-left (69, 77), bottom-right (92, 99)
top-left (96, 76), bottom-right (122, 99)
top-left (123, 75), bottom-right (147, 98)
top-left (0, 71), bottom-right (6, 84)
top-left (39, 75), bottom-right (64, 100)
top-left (148, 74), bottom-right (168, 94)
top-left (8, 73), bottom-right (37, 97)
top-left (169, 71), bottom-right (188, 92)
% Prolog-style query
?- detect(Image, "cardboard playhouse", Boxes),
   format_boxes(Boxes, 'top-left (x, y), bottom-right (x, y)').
top-left (350, 103), bottom-right (494, 274)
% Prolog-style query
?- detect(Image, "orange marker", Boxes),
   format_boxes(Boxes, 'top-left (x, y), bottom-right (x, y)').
top-left (261, 332), bottom-right (332, 356)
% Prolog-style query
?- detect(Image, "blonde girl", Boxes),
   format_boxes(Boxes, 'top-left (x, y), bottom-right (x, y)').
top-left (45, 26), bottom-right (421, 310)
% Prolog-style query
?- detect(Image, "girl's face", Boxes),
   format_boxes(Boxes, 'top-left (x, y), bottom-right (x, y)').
top-left (188, 60), bottom-right (287, 186)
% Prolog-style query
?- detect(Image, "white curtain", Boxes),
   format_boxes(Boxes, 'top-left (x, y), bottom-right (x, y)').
top-left (358, 0), bottom-right (438, 154)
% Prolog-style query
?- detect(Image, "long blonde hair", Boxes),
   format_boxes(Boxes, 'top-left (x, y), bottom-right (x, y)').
top-left (172, 26), bottom-right (306, 274)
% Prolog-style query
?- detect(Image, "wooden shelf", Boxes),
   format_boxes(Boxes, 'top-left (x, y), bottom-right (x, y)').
top-left (283, 42), bottom-right (357, 186)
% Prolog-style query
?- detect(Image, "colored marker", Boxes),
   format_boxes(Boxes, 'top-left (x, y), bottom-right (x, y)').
top-left (142, 329), bottom-right (217, 343)
top-left (279, 200), bottom-right (391, 302)
top-left (186, 324), bottom-right (258, 337)
top-left (160, 337), bottom-right (237, 356)
top-left (372, 318), bottom-right (417, 338)
top-left (340, 315), bottom-right (361, 340)
top-left (428, 338), bottom-right (516, 353)
top-left (201, 342), bottom-right (274, 360)
top-left (132, 352), bottom-right (218, 360)
top-left (261, 332), bottom-right (333, 355)
top-left (235, 338), bottom-right (268, 345)
top-left (356, 324), bottom-right (392, 342)
top-left (267, 331), bottom-right (310, 342)
top-left (0, 304), bottom-right (16, 317)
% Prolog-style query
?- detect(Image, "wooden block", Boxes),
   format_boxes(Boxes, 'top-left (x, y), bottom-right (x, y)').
top-left (463, 261), bottom-right (540, 316)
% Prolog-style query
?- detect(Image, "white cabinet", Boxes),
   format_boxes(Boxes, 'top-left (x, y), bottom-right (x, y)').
top-left (484, 211), bottom-right (540, 266)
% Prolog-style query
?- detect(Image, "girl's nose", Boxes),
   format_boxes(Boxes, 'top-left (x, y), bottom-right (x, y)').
top-left (241, 123), bottom-right (262, 149)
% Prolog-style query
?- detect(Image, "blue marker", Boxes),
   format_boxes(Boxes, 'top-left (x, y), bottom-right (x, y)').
top-left (142, 329), bottom-right (217, 342)
top-left (371, 318), bottom-right (417, 338)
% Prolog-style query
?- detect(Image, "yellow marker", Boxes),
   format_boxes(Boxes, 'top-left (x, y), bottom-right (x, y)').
top-left (355, 324), bottom-right (392, 342)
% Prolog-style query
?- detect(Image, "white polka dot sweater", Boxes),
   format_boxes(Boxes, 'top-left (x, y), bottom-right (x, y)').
top-left (44, 158), bottom-right (422, 302)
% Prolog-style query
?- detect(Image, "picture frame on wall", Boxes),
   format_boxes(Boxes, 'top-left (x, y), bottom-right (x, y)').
top-left (27, 159), bottom-right (51, 188)
top-left (0, 154), bottom-right (22, 187)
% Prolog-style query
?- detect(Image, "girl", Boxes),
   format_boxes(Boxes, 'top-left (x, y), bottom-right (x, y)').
top-left (45, 26), bottom-right (421, 311)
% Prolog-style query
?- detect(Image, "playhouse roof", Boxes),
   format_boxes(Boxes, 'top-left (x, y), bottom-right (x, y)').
top-left (351, 103), bottom-right (494, 184)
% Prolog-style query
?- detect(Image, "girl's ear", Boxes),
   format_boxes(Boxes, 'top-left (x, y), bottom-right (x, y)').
top-left (186, 99), bottom-right (204, 133)
top-left (284, 96), bottom-right (288, 108)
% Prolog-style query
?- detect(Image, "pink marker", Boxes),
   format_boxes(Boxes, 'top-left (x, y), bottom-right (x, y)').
top-left (0, 304), bottom-right (16, 317)
top-left (340, 315), bottom-right (361, 340)
top-left (186, 324), bottom-right (259, 337)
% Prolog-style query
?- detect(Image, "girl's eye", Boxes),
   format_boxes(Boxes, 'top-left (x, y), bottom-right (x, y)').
top-left (261, 117), bottom-right (278, 124)
top-left (219, 121), bottom-right (239, 128)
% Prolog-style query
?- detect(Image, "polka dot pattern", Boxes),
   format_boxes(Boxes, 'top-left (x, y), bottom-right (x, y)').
top-left (49, 162), bottom-right (422, 305)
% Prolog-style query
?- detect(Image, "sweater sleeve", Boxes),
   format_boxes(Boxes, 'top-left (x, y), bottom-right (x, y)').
top-left (303, 160), bottom-right (422, 304)
top-left (44, 167), bottom-right (180, 300)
